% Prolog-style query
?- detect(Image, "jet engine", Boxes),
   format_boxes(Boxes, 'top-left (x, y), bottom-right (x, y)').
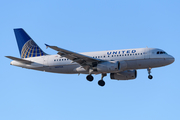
top-left (110, 70), bottom-right (137, 80)
top-left (94, 61), bottom-right (119, 72)
top-left (93, 61), bottom-right (128, 73)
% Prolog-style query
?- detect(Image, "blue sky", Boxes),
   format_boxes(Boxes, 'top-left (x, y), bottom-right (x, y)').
top-left (0, 0), bottom-right (180, 120)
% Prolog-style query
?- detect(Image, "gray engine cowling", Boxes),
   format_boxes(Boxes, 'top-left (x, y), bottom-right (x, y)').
top-left (110, 70), bottom-right (137, 80)
top-left (93, 61), bottom-right (128, 73)
top-left (95, 61), bottom-right (119, 72)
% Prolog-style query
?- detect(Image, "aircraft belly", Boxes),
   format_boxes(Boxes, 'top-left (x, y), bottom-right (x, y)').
top-left (136, 58), bottom-right (167, 69)
top-left (42, 64), bottom-right (80, 74)
top-left (126, 60), bottom-right (137, 69)
top-left (150, 58), bottom-right (170, 68)
top-left (136, 59), bottom-right (151, 68)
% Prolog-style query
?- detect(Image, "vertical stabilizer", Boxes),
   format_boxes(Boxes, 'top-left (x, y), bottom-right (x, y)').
top-left (14, 28), bottom-right (47, 58)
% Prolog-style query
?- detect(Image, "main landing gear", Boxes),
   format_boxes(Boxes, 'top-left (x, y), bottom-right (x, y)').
top-left (86, 69), bottom-right (94, 82)
top-left (98, 73), bottom-right (107, 87)
top-left (86, 74), bottom-right (94, 81)
top-left (147, 68), bottom-right (153, 79)
top-left (86, 73), bottom-right (107, 87)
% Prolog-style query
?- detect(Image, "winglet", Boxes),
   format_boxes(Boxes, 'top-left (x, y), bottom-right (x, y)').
top-left (45, 44), bottom-right (50, 49)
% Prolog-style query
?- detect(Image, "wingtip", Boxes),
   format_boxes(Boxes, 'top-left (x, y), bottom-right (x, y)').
top-left (5, 56), bottom-right (10, 58)
top-left (45, 44), bottom-right (50, 46)
top-left (45, 44), bottom-right (50, 49)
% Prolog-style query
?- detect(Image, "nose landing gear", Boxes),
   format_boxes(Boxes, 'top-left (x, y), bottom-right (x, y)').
top-left (148, 75), bottom-right (153, 79)
top-left (147, 68), bottom-right (153, 79)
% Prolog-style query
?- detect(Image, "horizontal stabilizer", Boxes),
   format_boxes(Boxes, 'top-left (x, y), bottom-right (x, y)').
top-left (5, 56), bottom-right (33, 64)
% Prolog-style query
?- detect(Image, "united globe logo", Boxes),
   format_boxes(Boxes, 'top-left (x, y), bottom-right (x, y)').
top-left (21, 40), bottom-right (46, 58)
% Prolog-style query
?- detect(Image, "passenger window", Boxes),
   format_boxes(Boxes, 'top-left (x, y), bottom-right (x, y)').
top-left (54, 59), bottom-right (56, 61)
top-left (117, 55), bottom-right (119, 57)
top-left (135, 53), bottom-right (137, 55)
top-left (104, 56), bottom-right (105, 58)
top-left (108, 56), bottom-right (109, 57)
top-left (120, 55), bottom-right (121, 56)
top-left (127, 54), bottom-right (129, 56)
top-left (138, 53), bottom-right (139, 55)
top-left (112, 55), bottom-right (113, 57)
top-left (157, 51), bottom-right (159, 54)
top-left (141, 53), bottom-right (142, 55)
top-left (125, 54), bottom-right (126, 56)
top-left (130, 54), bottom-right (132, 56)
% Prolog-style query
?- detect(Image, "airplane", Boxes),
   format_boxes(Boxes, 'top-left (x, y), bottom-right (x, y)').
top-left (6, 28), bottom-right (175, 86)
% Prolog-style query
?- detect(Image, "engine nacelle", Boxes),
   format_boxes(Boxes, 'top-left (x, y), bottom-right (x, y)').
top-left (94, 61), bottom-right (128, 73)
top-left (110, 70), bottom-right (137, 80)
top-left (95, 61), bottom-right (119, 72)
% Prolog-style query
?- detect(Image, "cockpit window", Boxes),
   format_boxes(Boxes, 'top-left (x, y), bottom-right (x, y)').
top-left (157, 51), bottom-right (167, 54)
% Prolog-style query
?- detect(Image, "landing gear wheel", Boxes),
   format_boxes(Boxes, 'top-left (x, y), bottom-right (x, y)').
top-left (148, 75), bottom-right (153, 79)
top-left (147, 68), bottom-right (153, 80)
top-left (98, 80), bottom-right (105, 87)
top-left (86, 75), bottom-right (94, 82)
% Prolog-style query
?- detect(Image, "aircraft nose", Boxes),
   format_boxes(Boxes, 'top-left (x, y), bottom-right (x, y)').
top-left (168, 56), bottom-right (175, 64)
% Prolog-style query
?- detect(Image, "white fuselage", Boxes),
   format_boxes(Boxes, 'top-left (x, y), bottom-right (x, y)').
top-left (10, 48), bottom-right (174, 74)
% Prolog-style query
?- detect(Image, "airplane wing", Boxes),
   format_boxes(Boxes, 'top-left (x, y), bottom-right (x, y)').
top-left (45, 44), bottom-right (103, 70)
top-left (5, 56), bottom-right (33, 64)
